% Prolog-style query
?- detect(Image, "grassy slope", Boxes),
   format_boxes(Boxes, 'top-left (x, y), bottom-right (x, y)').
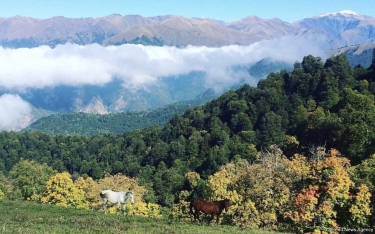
top-left (0, 200), bottom-right (285, 234)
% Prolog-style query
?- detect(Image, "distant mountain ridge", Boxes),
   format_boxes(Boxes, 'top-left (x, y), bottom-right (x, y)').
top-left (0, 10), bottom-right (374, 48)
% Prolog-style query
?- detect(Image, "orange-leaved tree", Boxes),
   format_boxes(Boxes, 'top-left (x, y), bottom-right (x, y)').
top-left (284, 148), bottom-right (371, 232)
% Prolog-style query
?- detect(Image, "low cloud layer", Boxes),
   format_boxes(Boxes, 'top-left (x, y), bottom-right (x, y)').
top-left (0, 94), bottom-right (32, 131)
top-left (0, 35), bottom-right (327, 92)
top-left (0, 35), bottom-right (328, 131)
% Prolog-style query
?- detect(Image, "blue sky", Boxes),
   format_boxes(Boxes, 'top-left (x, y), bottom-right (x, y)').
top-left (0, 0), bottom-right (374, 22)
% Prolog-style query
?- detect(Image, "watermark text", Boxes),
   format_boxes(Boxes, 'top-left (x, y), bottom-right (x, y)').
top-left (325, 227), bottom-right (373, 232)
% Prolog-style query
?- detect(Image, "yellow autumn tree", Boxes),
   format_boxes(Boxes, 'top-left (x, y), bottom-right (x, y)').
top-left (349, 184), bottom-right (372, 227)
top-left (93, 173), bottom-right (161, 217)
top-left (205, 157), bottom-right (253, 226)
top-left (232, 145), bottom-right (293, 229)
top-left (41, 172), bottom-right (88, 209)
top-left (171, 159), bottom-right (250, 224)
top-left (186, 146), bottom-right (293, 228)
top-left (74, 176), bottom-right (100, 210)
top-left (185, 171), bottom-right (201, 189)
top-left (350, 154), bottom-right (375, 226)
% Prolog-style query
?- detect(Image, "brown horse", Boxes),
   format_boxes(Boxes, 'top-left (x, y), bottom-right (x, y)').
top-left (189, 198), bottom-right (230, 224)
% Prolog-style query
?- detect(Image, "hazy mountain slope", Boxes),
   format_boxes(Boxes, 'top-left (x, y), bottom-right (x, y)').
top-left (227, 16), bottom-right (295, 39)
top-left (18, 71), bottom-right (211, 114)
top-left (327, 42), bottom-right (375, 68)
top-left (22, 95), bottom-right (216, 136)
top-left (248, 58), bottom-right (294, 79)
top-left (293, 10), bottom-right (375, 48)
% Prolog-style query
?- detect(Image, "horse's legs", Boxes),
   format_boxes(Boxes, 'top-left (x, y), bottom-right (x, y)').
top-left (216, 214), bottom-right (220, 224)
top-left (208, 214), bottom-right (214, 225)
top-left (102, 199), bottom-right (108, 214)
top-left (192, 210), bottom-right (197, 222)
top-left (195, 211), bottom-right (201, 223)
top-left (122, 203), bottom-right (126, 215)
top-left (114, 203), bottom-right (120, 215)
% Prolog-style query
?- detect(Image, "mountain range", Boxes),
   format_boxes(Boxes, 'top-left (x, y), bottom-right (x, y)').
top-left (1, 10), bottom-right (374, 48)
top-left (1, 10), bottom-right (375, 131)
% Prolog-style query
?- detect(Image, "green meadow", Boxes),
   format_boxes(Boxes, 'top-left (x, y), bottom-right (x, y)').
top-left (0, 200), bottom-right (285, 234)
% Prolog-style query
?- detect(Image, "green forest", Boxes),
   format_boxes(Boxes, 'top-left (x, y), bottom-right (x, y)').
top-left (1, 52), bottom-right (375, 233)
top-left (22, 100), bottom-right (204, 136)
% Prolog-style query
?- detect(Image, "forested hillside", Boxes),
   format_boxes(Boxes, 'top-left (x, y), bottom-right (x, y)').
top-left (22, 100), bottom-right (205, 136)
top-left (1, 52), bottom-right (375, 232)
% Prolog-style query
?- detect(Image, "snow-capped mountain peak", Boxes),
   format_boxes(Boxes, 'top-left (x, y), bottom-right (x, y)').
top-left (339, 10), bottom-right (359, 15)
top-left (316, 10), bottom-right (361, 18)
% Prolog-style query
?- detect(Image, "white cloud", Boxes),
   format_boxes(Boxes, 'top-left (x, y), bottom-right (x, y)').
top-left (0, 94), bottom-right (32, 131)
top-left (0, 36), bottom-right (329, 131)
top-left (0, 35), bottom-right (327, 92)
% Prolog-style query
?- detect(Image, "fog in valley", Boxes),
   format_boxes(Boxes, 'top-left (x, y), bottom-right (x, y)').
top-left (0, 35), bottom-right (328, 131)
